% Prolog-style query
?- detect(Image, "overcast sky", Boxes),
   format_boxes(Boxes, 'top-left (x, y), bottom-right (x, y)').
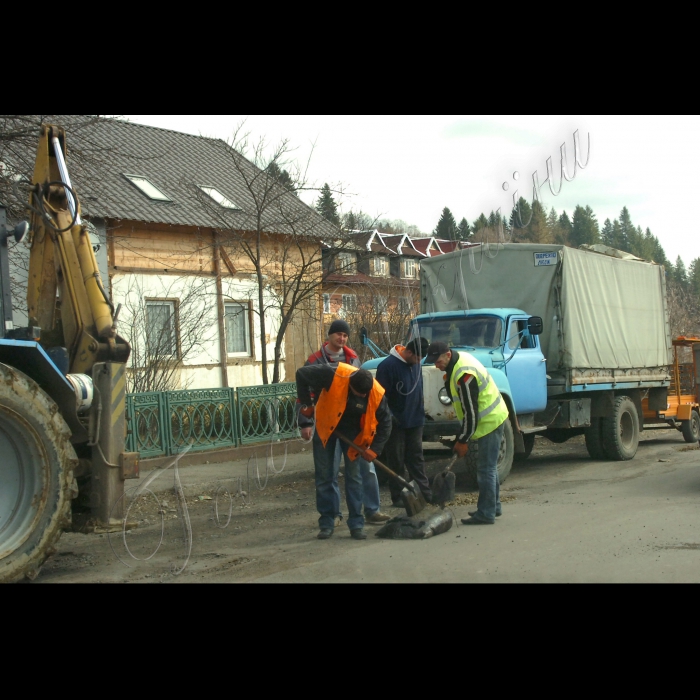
top-left (125, 115), bottom-right (700, 268)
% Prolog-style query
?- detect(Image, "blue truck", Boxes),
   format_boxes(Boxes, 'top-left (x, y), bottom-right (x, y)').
top-left (362, 243), bottom-right (672, 486)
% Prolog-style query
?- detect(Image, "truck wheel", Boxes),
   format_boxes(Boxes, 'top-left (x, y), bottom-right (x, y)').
top-left (601, 396), bottom-right (639, 461)
top-left (514, 433), bottom-right (535, 462)
top-left (585, 418), bottom-right (607, 460)
top-left (681, 410), bottom-right (700, 443)
top-left (460, 419), bottom-right (514, 489)
top-left (0, 364), bottom-right (77, 583)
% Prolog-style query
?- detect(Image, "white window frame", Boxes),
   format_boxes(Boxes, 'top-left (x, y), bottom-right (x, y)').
top-left (372, 255), bottom-right (388, 277)
top-left (146, 300), bottom-right (178, 357)
top-left (398, 296), bottom-right (413, 315)
top-left (224, 301), bottom-right (252, 357)
top-left (337, 251), bottom-right (356, 275)
top-left (341, 294), bottom-right (357, 314)
top-left (403, 258), bottom-right (416, 279)
top-left (323, 293), bottom-right (331, 313)
top-left (198, 185), bottom-right (241, 210)
top-left (124, 174), bottom-right (171, 201)
top-left (373, 295), bottom-right (388, 316)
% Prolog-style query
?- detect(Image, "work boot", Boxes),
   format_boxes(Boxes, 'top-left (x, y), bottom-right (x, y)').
top-left (350, 528), bottom-right (368, 540)
top-left (365, 511), bottom-right (390, 524)
top-left (468, 510), bottom-right (501, 518)
top-left (460, 516), bottom-right (494, 525)
top-left (317, 528), bottom-right (334, 539)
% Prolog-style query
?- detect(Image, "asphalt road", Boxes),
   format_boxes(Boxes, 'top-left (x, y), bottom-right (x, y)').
top-left (34, 429), bottom-right (700, 583)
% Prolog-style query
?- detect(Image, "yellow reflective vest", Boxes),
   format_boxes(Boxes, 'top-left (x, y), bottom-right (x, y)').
top-left (449, 352), bottom-right (508, 440)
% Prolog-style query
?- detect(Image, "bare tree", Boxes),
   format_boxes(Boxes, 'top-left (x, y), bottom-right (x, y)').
top-left (114, 274), bottom-right (218, 393)
top-left (325, 277), bottom-right (420, 361)
top-left (193, 124), bottom-right (353, 384)
top-left (667, 278), bottom-right (700, 339)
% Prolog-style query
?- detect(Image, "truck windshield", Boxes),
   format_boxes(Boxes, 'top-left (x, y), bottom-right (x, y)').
top-left (410, 316), bottom-right (502, 349)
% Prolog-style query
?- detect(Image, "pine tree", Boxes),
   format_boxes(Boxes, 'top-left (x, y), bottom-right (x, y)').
top-left (315, 183), bottom-right (340, 226)
top-left (528, 200), bottom-right (550, 243)
top-left (601, 219), bottom-right (613, 246)
top-left (266, 161), bottom-right (297, 196)
top-left (558, 210), bottom-right (572, 245)
top-left (619, 207), bottom-right (635, 248)
top-left (674, 256), bottom-right (688, 288)
top-left (510, 196), bottom-right (532, 235)
top-left (570, 205), bottom-right (600, 247)
top-left (457, 217), bottom-right (472, 241)
top-left (610, 219), bottom-right (624, 250)
top-left (627, 224), bottom-right (644, 258)
top-left (547, 207), bottom-right (561, 243)
top-left (471, 213), bottom-right (490, 238)
top-left (434, 207), bottom-right (458, 239)
top-left (689, 258), bottom-right (700, 298)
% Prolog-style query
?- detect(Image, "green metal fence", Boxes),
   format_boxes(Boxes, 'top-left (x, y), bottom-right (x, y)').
top-left (126, 383), bottom-right (298, 457)
top-left (237, 382), bottom-right (299, 444)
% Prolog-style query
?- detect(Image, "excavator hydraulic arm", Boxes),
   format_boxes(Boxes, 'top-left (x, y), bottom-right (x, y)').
top-left (27, 124), bottom-right (130, 373)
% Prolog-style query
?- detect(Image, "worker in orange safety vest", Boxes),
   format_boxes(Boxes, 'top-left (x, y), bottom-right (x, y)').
top-left (296, 364), bottom-right (393, 541)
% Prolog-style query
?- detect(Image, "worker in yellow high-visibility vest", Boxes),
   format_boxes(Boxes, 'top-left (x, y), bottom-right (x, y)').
top-left (424, 341), bottom-right (509, 524)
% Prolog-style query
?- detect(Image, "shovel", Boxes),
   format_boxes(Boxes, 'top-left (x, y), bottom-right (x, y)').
top-left (334, 431), bottom-right (427, 517)
top-left (432, 453), bottom-right (458, 509)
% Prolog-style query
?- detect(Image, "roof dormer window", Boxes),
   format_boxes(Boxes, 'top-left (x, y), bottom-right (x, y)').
top-left (123, 174), bottom-right (171, 201)
top-left (198, 185), bottom-right (241, 210)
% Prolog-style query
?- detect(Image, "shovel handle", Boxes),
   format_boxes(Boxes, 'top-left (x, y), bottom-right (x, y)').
top-left (334, 431), bottom-right (416, 494)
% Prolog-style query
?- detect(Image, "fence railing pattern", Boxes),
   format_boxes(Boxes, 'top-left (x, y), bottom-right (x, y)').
top-left (237, 382), bottom-right (298, 444)
top-left (126, 383), bottom-right (299, 457)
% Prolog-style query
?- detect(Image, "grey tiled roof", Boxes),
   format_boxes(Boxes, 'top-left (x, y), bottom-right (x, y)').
top-left (66, 118), bottom-right (338, 238)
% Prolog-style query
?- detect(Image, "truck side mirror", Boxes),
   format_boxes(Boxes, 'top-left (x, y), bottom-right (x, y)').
top-left (528, 316), bottom-right (543, 335)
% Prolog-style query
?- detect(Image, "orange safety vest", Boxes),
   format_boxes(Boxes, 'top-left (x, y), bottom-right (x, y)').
top-left (315, 362), bottom-right (385, 461)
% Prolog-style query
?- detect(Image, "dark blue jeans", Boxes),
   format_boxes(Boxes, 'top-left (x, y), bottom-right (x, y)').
top-left (313, 433), bottom-right (369, 531)
top-left (473, 422), bottom-right (505, 523)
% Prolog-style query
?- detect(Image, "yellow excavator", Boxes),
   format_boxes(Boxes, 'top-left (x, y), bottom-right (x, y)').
top-left (0, 124), bottom-right (138, 583)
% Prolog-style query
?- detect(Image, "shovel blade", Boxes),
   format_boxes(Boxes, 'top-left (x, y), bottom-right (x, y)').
top-left (401, 481), bottom-right (427, 516)
top-left (432, 470), bottom-right (456, 508)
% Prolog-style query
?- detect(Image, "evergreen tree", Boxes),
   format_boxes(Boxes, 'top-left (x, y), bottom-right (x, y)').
top-left (471, 213), bottom-right (490, 238)
top-left (689, 258), bottom-right (700, 298)
top-left (674, 256), bottom-right (688, 288)
top-left (557, 210), bottom-right (572, 245)
top-left (528, 200), bottom-right (550, 243)
top-left (433, 207), bottom-right (458, 239)
top-left (266, 161), bottom-right (297, 195)
top-left (609, 219), bottom-right (625, 250)
top-left (600, 218), bottom-right (613, 246)
top-left (570, 205), bottom-right (600, 247)
top-left (457, 217), bottom-right (472, 241)
top-left (646, 228), bottom-right (669, 267)
top-left (546, 207), bottom-right (561, 243)
top-left (619, 207), bottom-right (635, 250)
top-left (315, 183), bottom-right (340, 226)
top-left (510, 196), bottom-right (532, 235)
top-left (627, 223), bottom-right (644, 258)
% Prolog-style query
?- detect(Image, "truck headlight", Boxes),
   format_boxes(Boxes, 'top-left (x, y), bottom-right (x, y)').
top-left (438, 388), bottom-right (452, 405)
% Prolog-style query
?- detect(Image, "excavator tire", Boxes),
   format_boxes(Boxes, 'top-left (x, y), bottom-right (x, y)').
top-left (458, 418), bottom-right (514, 490)
top-left (0, 363), bottom-right (77, 583)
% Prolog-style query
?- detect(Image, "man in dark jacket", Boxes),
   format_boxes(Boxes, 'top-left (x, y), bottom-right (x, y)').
top-left (296, 364), bottom-right (392, 540)
top-left (375, 337), bottom-right (432, 507)
top-left (301, 319), bottom-right (389, 526)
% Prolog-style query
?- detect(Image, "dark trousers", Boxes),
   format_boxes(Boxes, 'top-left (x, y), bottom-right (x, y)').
top-left (383, 424), bottom-right (431, 503)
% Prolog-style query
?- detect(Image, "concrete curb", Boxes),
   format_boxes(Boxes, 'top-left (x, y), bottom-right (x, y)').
top-left (138, 437), bottom-right (308, 471)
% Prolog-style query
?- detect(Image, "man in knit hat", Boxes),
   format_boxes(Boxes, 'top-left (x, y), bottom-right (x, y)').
top-left (299, 319), bottom-right (390, 526)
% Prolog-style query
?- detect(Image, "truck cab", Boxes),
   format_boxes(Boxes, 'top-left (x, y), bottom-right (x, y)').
top-left (362, 308), bottom-right (547, 443)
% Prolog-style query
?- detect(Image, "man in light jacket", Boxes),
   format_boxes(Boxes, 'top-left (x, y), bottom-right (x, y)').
top-left (424, 341), bottom-right (509, 524)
